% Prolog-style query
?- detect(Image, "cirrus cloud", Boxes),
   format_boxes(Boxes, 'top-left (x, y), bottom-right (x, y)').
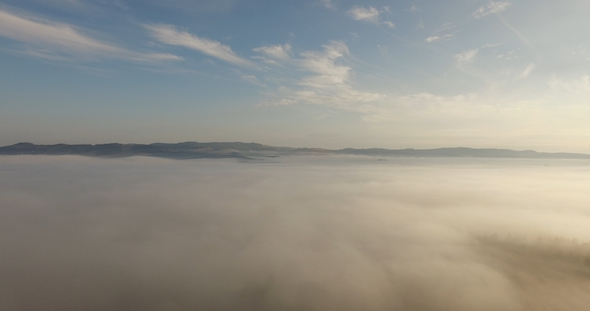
top-left (455, 49), bottom-right (479, 64)
top-left (473, 1), bottom-right (511, 19)
top-left (0, 9), bottom-right (181, 62)
top-left (347, 6), bottom-right (394, 28)
top-left (253, 43), bottom-right (291, 60)
top-left (348, 6), bottom-right (380, 24)
top-left (145, 24), bottom-right (252, 67)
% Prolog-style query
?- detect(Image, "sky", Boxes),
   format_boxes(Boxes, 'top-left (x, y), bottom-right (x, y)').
top-left (1, 0), bottom-right (590, 152)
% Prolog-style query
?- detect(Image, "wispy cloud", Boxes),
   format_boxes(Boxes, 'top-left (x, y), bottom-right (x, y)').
top-left (425, 23), bottom-right (457, 43)
top-left (0, 9), bottom-right (120, 53)
top-left (407, 5), bottom-right (420, 13)
top-left (496, 15), bottom-right (540, 59)
top-left (549, 74), bottom-right (590, 96)
top-left (140, 0), bottom-right (238, 13)
top-left (518, 63), bottom-right (536, 79)
top-left (425, 36), bottom-right (439, 43)
top-left (0, 9), bottom-right (181, 62)
top-left (358, 92), bottom-right (480, 123)
top-left (347, 6), bottom-right (394, 28)
top-left (319, 0), bottom-right (334, 9)
top-left (261, 41), bottom-right (382, 109)
top-left (383, 21), bottom-right (395, 29)
top-left (253, 43), bottom-right (291, 60)
top-left (240, 74), bottom-right (266, 87)
top-left (455, 49), bottom-right (478, 64)
top-left (299, 41), bottom-right (351, 88)
top-left (348, 6), bottom-right (380, 24)
top-left (482, 43), bottom-right (500, 48)
top-left (145, 24), bottom-right (252, 67)
top-left (473, 1), bottom-right (511, 19)
top-left (425, 34), bottom-right (455, 43)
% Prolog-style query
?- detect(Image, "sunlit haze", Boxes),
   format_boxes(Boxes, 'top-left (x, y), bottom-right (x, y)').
top-left (1, 0), bottom-right (589, 151)
top-left (2, 1), bottom-right (590, 310)
top-left (2, 156), bottom-right (590, 310)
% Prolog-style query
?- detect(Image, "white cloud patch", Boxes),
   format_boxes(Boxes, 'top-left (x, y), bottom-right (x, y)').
top-left (143, 53), bottom-right (184, 61)
top-left (0, 9), bottom-right (180, 62)
top-left (299, 41), bottom-right (351, 88)
top-left (455, 49), bottom-right (478, 64)
top-left (518, 63), bottom-right (536, 78)
top-left (241, 74), bottom-right (264, 86)
top-left (426, 23), bottom-right (457, 43)
top-left (319, 0), bottom-right (334, 9)
top-left (473, 1), bottom-right (511, 19)
top-left (407, 5), bottom-right (420, 13)
top-left (261, 41), bottom-right (382, 110)
top-left (145, 24), bottom-right (252, 67)
top-left (383, 21), bottom-right (395, 29)
top-left (253, 43), bottom-right (291, 60)
top-left (348, 6), bottom-right (380, 24)
top-left (425, 36), bottom-right (440, 43)
top-left (347, 6), bottom-right (394, 28)
top-left (482, 43), bottom-right (500, 48)
top-left (425, 34), bottom-right (455, 43)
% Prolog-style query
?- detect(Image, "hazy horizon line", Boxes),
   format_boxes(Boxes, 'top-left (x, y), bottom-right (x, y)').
top-left (2, 141), bottom-right (590, 154)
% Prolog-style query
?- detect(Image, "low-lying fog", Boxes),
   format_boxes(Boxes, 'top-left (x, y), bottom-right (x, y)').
top-left (2, 155), bottom-right (590, 311)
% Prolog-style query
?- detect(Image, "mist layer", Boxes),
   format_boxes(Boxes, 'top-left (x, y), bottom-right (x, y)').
top-left (1, 156), bottom-right (590, 311)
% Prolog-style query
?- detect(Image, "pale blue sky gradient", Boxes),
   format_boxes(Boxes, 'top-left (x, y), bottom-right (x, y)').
top-left (1, 0), bottom-right (590, 152)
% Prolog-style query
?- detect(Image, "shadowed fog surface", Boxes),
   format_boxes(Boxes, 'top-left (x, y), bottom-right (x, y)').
top-left (2, 155), bottom-right (590, 311)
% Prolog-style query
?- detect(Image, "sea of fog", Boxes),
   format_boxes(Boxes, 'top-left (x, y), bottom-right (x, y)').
top-left (1, 155), bottom-right (590, 311)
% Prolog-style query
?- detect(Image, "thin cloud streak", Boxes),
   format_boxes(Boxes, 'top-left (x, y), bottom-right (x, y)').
top-left (425, 34), bottom-right (455, 43)
top-left (496, 15), bottom-right (541, 60)
top-left (0, 9), bottom-right (181, 62)
top-left (299, 41), bottom-right (351, 88)
top-left (473, 1), bottom-right (511, 19)
top-left (455, 49), bottom-right (478, 64)
top-left (319, 0), bottom-right (334, 9)
top-left (519, 63), bottom-right (536, 78)
top-left (382, 21), bottom-right (395, 29)
top-left (260, 41), bottom-right (382, 109)
top-left (253, 43), bottom-right (291, 60)
top-left (348, 6), bottom-right (380, 24)
top-left (347, 6), bottom-right (395, 28)
top-left (145, 24), bottom-right (252, 67)
top-left (426, 23), bottom-right (457, 43)
top-left (0, 9), bottom-right (120, 53)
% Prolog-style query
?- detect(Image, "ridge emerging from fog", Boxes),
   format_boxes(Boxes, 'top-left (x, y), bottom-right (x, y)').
top-left (1, 142), bottom-right (590, 159)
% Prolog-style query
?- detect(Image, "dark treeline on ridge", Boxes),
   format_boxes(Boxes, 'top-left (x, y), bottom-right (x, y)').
top-left (1, 142), bottom-right (590, 160)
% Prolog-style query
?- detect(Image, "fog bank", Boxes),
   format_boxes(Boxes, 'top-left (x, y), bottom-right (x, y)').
top-left (1, 156), bottom-right (590, 311)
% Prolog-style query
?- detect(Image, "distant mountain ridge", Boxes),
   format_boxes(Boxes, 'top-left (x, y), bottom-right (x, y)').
top-left (336, 147), bottom-right (590, 159)
top-left (1, 142), bottom-right (590, 159)
top-left (0, 142), bottom-right (326, 159)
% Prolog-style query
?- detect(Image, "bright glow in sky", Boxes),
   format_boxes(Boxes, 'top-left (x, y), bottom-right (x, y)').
top-left (1, 0), bottom-right (589, 152)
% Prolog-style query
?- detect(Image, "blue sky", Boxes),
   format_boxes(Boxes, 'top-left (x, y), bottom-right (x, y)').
top-left (1, 0), bottom-right (590, 152)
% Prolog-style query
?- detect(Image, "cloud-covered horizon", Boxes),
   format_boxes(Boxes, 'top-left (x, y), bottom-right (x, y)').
top-left (2, 155), bottom-right (590, 310)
